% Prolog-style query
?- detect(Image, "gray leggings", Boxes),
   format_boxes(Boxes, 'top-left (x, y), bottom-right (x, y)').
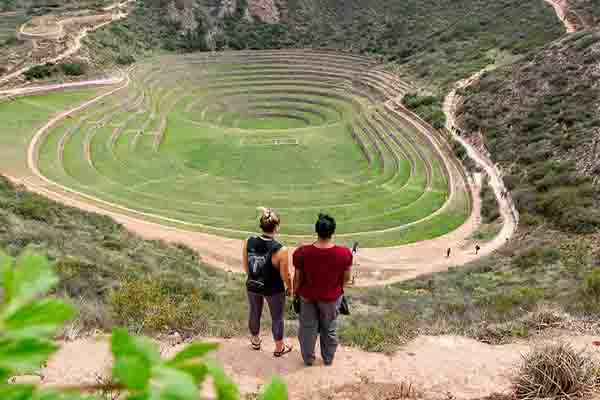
top-left (247, 291), bottom-right (286, 341)
top-left (298, 297), bottom-right (341, 366)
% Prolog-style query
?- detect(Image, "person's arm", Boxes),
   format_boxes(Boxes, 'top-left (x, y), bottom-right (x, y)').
top-left (292, 247), bottom-right (303, 296)
top-left (275, 247), bottom-right (292, 295)
top-left (342, 250), bottom-right (353, 287)
top-left (242, 240), bottom-right (248, 274)
top-left (294, 269), bottom-right (302, 295)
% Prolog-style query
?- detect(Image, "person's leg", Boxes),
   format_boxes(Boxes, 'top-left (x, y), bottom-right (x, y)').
top-left (298, 298), bottom-right (319, 366)
top-left (317, 299), bottom-right (340, 365)
top-left (265, 292), bottom-right (286, 352)
top-left (247, 291), bottom-right (264, 346)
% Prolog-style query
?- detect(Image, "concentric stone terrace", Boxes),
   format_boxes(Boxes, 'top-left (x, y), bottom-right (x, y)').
top-left (35, 50), bottom-right (471, 247)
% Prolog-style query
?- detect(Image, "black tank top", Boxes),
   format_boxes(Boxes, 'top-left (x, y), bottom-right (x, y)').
top-left (246, 235), bottom-right (285, 296)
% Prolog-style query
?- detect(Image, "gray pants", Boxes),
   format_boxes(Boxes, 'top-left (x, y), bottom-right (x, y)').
top-left (247, 291), bottom-right (285, 341)
top-left (298, 297), bottom-right (340, 366)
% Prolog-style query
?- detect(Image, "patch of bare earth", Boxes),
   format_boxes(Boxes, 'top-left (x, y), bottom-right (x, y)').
top-left (36, 335), bottom-right (600, 399)
top-left (247, 0), bottom-right (280, 23)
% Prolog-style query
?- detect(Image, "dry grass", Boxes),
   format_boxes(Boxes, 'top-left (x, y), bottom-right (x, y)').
top-left (514, 343), bottom-right (599, 400)
top-left (303, 380), bottom-right (420, 400)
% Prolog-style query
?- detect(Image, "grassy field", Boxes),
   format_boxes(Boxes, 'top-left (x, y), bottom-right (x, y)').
top-left (0, 88), bottom-right (102, 176)
top-left (0, 50), bottom-right (470, 247)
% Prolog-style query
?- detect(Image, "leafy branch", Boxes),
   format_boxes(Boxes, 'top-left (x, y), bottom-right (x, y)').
top-left (0, 251), bottom-right (288, 400)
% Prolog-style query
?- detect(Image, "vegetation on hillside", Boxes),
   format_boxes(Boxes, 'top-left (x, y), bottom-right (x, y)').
top-left (0, 175), bottom-right (247, 337)
top-left (460, 31), bottom-right (600, 233)
top-left (81, 0), bottom-right (563, 89)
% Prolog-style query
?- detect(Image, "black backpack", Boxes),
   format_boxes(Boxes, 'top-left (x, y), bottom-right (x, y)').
top-left (246, 237), bottom-right (272, 293)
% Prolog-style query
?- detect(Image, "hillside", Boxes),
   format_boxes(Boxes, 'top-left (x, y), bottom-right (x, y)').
top-left (459, 31), bottom-right (600, 233)
top-left (88, 0), bottom-right (562, 83)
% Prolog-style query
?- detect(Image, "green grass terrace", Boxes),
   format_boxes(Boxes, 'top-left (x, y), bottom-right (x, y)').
top-left (4, 50), bottom-right (472, 248)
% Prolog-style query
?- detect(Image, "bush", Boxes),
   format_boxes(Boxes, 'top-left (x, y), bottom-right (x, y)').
top-left (584, 269), bottom-right (600, 303)
top-left (60, 62), bottom-right (86, 76)
top-left (23, 63), bottom-right (56, 80)
top-left (116, 53), bottom-right (136, 65)
top-left (514, 343), bottom-right (599, 399)
top-left (512, 247), bottom-right (560, 270)
top-left (110, 278), bottom-right (177, 333)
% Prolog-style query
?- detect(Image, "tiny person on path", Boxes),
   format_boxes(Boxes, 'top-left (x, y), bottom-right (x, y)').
top-left (475, 244), bottom-right (481, 255)
top-left (446, 247), bottom-right (451, 258)
top-left (243, 208), bottom-right (293, 357)
top-left (293, 214), bottom-right (353, 366)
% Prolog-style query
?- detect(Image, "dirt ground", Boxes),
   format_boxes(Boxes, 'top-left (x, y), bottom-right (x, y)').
top-left (37, 333), bottom-right (600, 399)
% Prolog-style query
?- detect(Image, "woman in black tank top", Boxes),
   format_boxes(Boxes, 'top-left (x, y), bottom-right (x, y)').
top-left (242, 208), bottom-right (293, 357)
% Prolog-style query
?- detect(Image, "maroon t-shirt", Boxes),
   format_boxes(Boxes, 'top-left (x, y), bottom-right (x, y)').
top-left (293, 244), bottom-right (353, 302)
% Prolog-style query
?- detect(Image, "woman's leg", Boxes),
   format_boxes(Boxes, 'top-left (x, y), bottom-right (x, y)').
top-left (317, 299), bottom-right (340, 365)
top-left (247, 291), bottom-right (264, 339)
top-left (298, 298), bottom-right (319, 366)
top-left (265, 292), bottom-right (285, 350)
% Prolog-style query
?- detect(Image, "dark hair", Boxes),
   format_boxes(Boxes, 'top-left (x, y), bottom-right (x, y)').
top-left (315, 213), bottom-right (336, 239)
top-left (259, 207), bottom-right (280, 233)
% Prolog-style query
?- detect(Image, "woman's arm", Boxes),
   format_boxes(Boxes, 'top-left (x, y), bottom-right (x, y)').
top-left (274, 247), bottom-right (293, 294)
top-left (242, 240), bottom-right (248, 274)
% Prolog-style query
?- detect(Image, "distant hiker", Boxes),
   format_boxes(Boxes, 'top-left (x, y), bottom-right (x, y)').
top-left (243, 208), bottom-right (293, 357)
top-left (446, 247), bottom-right (451, 258)
top-left (475, 244), bottom-right (481, 255)
top-left (293, 214), bottom-right (352, 366)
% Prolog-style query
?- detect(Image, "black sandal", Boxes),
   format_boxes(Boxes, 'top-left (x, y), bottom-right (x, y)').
top-left (273, 345), bottom-right (293, 358)
top-left (250, 337), bottom-right (262, 351)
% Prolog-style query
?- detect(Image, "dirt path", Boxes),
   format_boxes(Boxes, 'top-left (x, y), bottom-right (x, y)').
top-left (544, 0), bottom-right (580, 33)
top-left (37, 334), bottom-right (600, 399)
top-left (442, 69), bottom-right (519, 255)
top-left (0, 1), bottom-right (135, 84)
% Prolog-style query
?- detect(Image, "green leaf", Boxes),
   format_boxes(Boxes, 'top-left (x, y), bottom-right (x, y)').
top-left (0, 338), bottom-right (57, 374)
top-left (172, 363), bottom-right (208, 386)
top-left (0, 384), bottom-right (35, 400)
top-left (4, 299), bottom-right (75, 339)
top-left (111, 328), bottom-right (160, 391)
top-left (206, 361), bottom-right (239, 400)
top-left (168, 342), bottom-right (218, 365)
top-left (34, 391), bottom-right (93, 400)
top-left (2, 252), bottom-right (58, 315)
top-left (259, 377), bottom-right (288, 400)
top-left (149, 366), bottom-right (198, 400)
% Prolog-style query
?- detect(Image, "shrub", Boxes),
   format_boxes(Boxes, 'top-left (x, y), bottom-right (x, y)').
top-left (116, 53), bottom-right (136, 65)
top-left (23, 63), bottom-right (56, 80)
top-left (110, 278), bottom-right (177, 333)
top-left (514, 343), bottom-right (599, 400)
top-left (339, 312), bottom-right (418, 352)
top-left (60, 62), bottom-right (86, 76)
top-left (584, 269), bottom-right (600, 303)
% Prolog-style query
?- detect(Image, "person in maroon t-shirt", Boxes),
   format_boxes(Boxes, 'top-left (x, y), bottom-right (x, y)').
top-left (293, 214), bottom-right (352, 366)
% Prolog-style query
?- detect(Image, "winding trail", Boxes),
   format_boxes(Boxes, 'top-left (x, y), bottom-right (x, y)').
top-left (0, 0), bottom-right (135, 85)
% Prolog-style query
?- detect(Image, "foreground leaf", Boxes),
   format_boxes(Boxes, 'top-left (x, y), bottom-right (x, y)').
top-left (149, 366), bottom-right (198, 400)
top-left (4, 299), bottom-right (76, 339)
top-left (2, 252), bottom-right (58, 315)
top-left (0, 384), bottom-right (35, 400)
top-left (111, 328), bottom-right (160, 391)
top-left (259, 377), bottom-right (288, 400)
top-left (0, 338), bottom-right (57, 374)
top-left (168, 342), bottom-right (218, 365)
top-left (206, 361), bottom-right (239, 400)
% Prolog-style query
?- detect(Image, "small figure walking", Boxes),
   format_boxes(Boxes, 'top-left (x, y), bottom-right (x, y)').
top-left (475, 244), bottom-right (481, 255)
top-left (446, 247), bottom-right (451, 258)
